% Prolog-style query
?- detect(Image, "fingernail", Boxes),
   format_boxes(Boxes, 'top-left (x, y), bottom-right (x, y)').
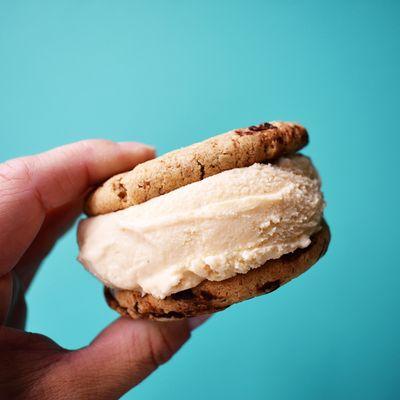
top-left (118, 142), bottom-right (156, 154)
top-left (188, 314), bottom-right (211, 331)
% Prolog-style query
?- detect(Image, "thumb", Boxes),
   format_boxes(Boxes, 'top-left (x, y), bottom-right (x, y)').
top-left (64, 317), bottom-right (203, 399)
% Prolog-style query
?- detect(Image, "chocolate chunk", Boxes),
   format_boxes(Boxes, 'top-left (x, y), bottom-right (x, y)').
top-left (196, 160), bottom-right (205, 180)
top-left (171, 289), bottom-right (195, 300)
top-left (248, 122), bottom-right (275, 131)
top-left (200, 290), bottom-right (216, 301)
top-left (235, 122), bottom-right (276, 136)
top-left (258, 280), bottom-right (281, 293)
top-left (114, 182), bottom-right (127, 200)
top-left (159, 311), bottom-right (185, 319)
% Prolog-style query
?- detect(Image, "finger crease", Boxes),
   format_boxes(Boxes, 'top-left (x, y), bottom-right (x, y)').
top-left (23, 165), bottom-right (49, 214)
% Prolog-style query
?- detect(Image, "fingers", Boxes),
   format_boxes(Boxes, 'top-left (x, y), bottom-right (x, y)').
top-left (1, 140), bottom-right (155, 211)
top-left (14, 198), bottom-right (84, 289)
top-left (0, 315), bottom-right (209, 399)
top-left (0, 327), bottom-right (67, 399)
top-left (0, 140), bottom-right (155, 275)
top-left (63, 318), bottom-right (193, 399)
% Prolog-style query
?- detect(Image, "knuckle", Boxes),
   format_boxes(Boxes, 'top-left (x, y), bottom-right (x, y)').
top-left (125, 325), bottom-right (176, 371)
top-left (65, 139), bottom-right (118, 168)
top-left (147, 330), bottom-right (174, 367)
top-left (53, 139), bottom-right (114, 164)
top-left (143, 325), bottom-right (187, 368)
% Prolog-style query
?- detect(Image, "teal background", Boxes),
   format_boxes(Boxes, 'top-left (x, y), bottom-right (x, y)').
top-left (1, 1), bottom-right (399, 399)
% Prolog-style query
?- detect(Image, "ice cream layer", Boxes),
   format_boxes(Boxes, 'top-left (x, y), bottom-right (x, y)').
top-left (78, 155), bottom-right (324, 299)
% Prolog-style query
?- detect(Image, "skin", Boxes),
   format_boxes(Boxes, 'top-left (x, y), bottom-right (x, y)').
top-left (0, 140), bottom-right (208, 399)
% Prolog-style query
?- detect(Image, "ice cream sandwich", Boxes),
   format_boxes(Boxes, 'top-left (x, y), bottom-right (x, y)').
top-left (78, 122), bottom-right (330, 320)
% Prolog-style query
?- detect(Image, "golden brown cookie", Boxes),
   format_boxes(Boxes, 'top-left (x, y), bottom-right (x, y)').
top-left (85, 121), bottom-right (308, 216)
top-left (105, 220), bottom-right (330, 320)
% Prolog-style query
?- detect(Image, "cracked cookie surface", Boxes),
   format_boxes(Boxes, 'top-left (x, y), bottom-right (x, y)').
top-left (85, 121), bottom-right (308, 216)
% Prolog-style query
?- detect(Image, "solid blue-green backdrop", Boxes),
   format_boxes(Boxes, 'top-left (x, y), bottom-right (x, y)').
top-left (1, 1), bottom-right (399, 399)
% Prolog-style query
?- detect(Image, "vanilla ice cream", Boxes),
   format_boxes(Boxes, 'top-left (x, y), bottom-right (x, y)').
top-left (78, 155), bottom-right (324, 299)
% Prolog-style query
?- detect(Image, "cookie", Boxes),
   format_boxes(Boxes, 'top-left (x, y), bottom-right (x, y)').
top-left (105, 220), bottom-right (330, 320)
top-left (85, 121), bottom-right (308, 216)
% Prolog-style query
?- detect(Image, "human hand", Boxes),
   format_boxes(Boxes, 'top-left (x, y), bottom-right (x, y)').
top-left (0, 140), bottom-right (208, 399)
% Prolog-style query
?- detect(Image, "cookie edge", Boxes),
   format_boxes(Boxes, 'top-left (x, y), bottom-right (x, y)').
top-left (86, 121), bottom-right (308, 216)
top-left (105, 220), bottom-right (330, 321)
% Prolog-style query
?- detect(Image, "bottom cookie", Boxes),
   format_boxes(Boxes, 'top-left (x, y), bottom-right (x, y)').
top-left (105, 220), bottom-right (330, 321)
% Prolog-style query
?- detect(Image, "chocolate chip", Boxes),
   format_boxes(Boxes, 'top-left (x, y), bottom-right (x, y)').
top-left (196, 160), bottom-right (205, 180)
top-left (235, 130), bottom-right (251, 136)
top-left (133, 302), bottom-right (140, 313)
top-left (114, 182), bottom-right (127, 200)
top-left (171, 289), bottom-right (195, 300)
top-left (117, 191), bottom-right (126, 200)
top-left (200, 290), bottom-right (216, 301)
top-left (258, 280), bottom-right (281, 293)
top-left (213, 305), bottom-right (230, 311)
top-left (155, 311), bottom-right (185, 319)
top-left (235, 122), bottom-right (276, 136)
top-left (281, 246), bottom-right (307, 261)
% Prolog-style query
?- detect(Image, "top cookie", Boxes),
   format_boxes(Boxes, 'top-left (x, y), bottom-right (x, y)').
top-left (85, 121), bottom-right (308, 216)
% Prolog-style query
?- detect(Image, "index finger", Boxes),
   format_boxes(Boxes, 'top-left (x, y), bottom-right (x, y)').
top-left (0, 140), bottom-right (155, 275)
